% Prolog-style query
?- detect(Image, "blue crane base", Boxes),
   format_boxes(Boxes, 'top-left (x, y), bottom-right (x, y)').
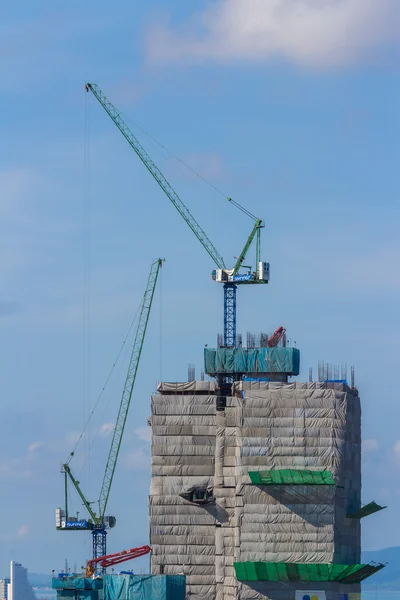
top-left (223, 283), bottom-right (237, 348)
top-left (92, 529), bottom-right (107, 570)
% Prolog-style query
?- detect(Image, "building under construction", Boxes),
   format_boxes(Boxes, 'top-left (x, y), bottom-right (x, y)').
top-left (79, 84), bottom-right (385, 600)
top-left (149, 334), bottom-right (385, 600)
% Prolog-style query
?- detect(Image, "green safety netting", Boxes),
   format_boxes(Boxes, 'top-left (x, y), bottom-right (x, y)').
top-left (347, 501), bottom-right (387, 519)
top-left (52, 578), bottom-right (103, 591)
top-left (103, 574), bottom-right (186, 600)
top-left (204, 347), bottom-right (300, 375)
top-left (234, 562), bottom-right (385, 583)
top-left (55, 592), bottom-right (98, 600)
top-left (248, 469), bottom-right (336, 485)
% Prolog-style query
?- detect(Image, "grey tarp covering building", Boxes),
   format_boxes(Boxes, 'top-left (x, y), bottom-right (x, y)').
top-left (149, 381), bottom-right (364, 600)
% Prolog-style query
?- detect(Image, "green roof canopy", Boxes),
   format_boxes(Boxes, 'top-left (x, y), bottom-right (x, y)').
top-left (347, 501), bottom-right (387, 519)
top-left (234, 562), bottom-right (385, 583)
top-left (248, 469), bottom-right (336, 486)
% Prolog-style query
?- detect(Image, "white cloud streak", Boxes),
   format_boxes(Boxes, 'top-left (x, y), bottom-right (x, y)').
top-left (146, 0), bottom-right (399, 69)
top-left (393, 440), bottom-right (400, 456)
top-left (16, 524), bottom-right (29, 539)
top-left (0, 442), bottom-right (43, 479)
top-left (121, 448), bottom-right (150, 470)
top-left (135, 427), bottom-right (152, 443)
top-left (362, 438), bottom-right (379, 452)
top-left (27, 441), bottom-right (44, 454)
top-left (99, 422), bottom-right (115, 437)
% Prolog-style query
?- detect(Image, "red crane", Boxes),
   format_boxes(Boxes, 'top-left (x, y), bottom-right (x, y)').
top-left (86, 545), bottom-right (151, 577)
top-left (267, 326), bottom-right (286, 348)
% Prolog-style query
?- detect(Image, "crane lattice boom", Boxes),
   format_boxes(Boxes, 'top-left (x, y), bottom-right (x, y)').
top-left (99, 258), bottom-right (163, 517)
top-left (58, 258), bottom-right (164, 563)
top-left (85, 84), bottom-right (225, 270)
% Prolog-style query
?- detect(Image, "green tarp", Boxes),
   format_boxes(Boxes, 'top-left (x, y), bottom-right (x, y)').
top-left (53, 578), bottom-right (103, 591)
top-left (347, 501), bottom-right (386, 519)
top-left (248, 469), bottom-right (336, 485)
top-left (234, 562), bottom-right (385, 583)
top-left (204, 347), bottom-right (300, 375)
top-left (55, 592), bottom-right (98, 600)
top-left (103, 574), bottom-right (186, 600)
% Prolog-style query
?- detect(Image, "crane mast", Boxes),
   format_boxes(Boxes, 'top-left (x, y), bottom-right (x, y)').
top-left (85, 83), bottom-right (269, 349)
top-left (58, 258), bottom-right (164, 563)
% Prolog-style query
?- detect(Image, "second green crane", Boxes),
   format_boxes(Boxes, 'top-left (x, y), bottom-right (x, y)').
top-left (56, 258), bottom-right (164, 563)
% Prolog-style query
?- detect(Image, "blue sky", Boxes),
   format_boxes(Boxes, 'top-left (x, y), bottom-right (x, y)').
top-left (0, 0), bottom-right (399, 576)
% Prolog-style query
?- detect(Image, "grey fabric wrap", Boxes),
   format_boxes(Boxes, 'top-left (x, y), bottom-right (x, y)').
top-left (149, 382), bottom-right (361, 600)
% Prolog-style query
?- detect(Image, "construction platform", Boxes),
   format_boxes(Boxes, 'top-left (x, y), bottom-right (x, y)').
top-left (52, 573), bottom-right (185, 600)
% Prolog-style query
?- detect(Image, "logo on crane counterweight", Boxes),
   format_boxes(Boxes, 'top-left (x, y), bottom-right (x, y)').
top-left (64, 520), bottom-right (89, 529)
top-left (232, 274), bottom-right (253, 282)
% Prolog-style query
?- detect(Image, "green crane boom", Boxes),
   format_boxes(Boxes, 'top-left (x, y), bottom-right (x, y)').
top-left (85, 83), bottom-right (269, 349)
top-left (59, 258), bottom-right (164, 561)
top-left (98, 258), bottom-right (163, 517)
top-left (85, 84), bottom-right (225, 270)
top-left (62, 464), bottom-right (98, 523)
top-left (232, 219), bottom-right (263, 275)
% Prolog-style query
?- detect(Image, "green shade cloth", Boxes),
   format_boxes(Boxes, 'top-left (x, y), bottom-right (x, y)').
top-left (52, 578), bottom-right (103, 591)
top-left (104, 574), bottom-right (186, 600)
top-left (248, 469), bottom-right (336, 485)
top-left (234, 562), bottom-right (385, 583)
top-left (347, 501), bottom-right (387, 519)
top-left (204, 347), bottom-right (300, 375)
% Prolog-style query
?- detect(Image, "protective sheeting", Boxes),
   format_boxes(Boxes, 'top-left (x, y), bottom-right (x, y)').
top-left (103, 574), bottom-right (185, 600)
top-left (204, 347), bottom-right (300, 375)
top-left (248, 470), bottom-right (336, 485)
top-left (234, 562), bottom-right (385, 583)
top-left (157, 381), bottom-right (216, 393)
top-left (346, 501), bottom-right (386, 519)
top-left (52, 578), bottom-right (103, 590)
top-left (150, 382), bottom-right (363, 600)
top-left (55, 592), bottom-right (99, 600)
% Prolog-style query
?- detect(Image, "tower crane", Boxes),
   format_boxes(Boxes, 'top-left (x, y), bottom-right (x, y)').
top-left (56, 259), bottom-right (164, 564)
top-left (85, 84), bottom-right (269, 349)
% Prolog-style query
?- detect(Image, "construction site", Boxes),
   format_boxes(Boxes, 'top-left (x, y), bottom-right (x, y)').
top-left (52, 84), bottom-right (386, 600)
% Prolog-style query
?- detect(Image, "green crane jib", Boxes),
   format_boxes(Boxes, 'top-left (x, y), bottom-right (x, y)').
top-left (85, 84), bottom-right (225, 271)
top-left (85, 83), bottom-right (269, 348)
top-left (57, 258), bottom-right (164, 561)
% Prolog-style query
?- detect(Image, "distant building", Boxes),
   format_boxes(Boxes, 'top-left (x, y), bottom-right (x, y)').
top-left (0, 578), bottom-right (10, 600)
top-left (7, 562), bottom-right (35, 600)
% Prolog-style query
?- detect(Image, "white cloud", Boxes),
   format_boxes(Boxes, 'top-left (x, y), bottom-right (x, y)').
top-left (135, 427), bottom-right (152, 443)
top-left (122, 448), bottom-right (150, 470)
top-left (393, 440), bottom-right (400, 456)
top-left (363, 438), bottom-right (379, 452)
top-left (16, 524), bottom-right (29, 539)
top-left (65, 431), bottom-right (81, 447)
top-left (0, 524), bottom-right (30, 542)
top-left (27, 441), bottom-right (44, 454)
top-left (146, 0), bottom-right (399, 69)
top-left (99, 422), bottom-right (115, 437)
top-left (0, 458), bottom-right (32, 480)
top-left (0, 442), bottom-right (45, 479)
top-left (176, 153), bottom-right (227, 183)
